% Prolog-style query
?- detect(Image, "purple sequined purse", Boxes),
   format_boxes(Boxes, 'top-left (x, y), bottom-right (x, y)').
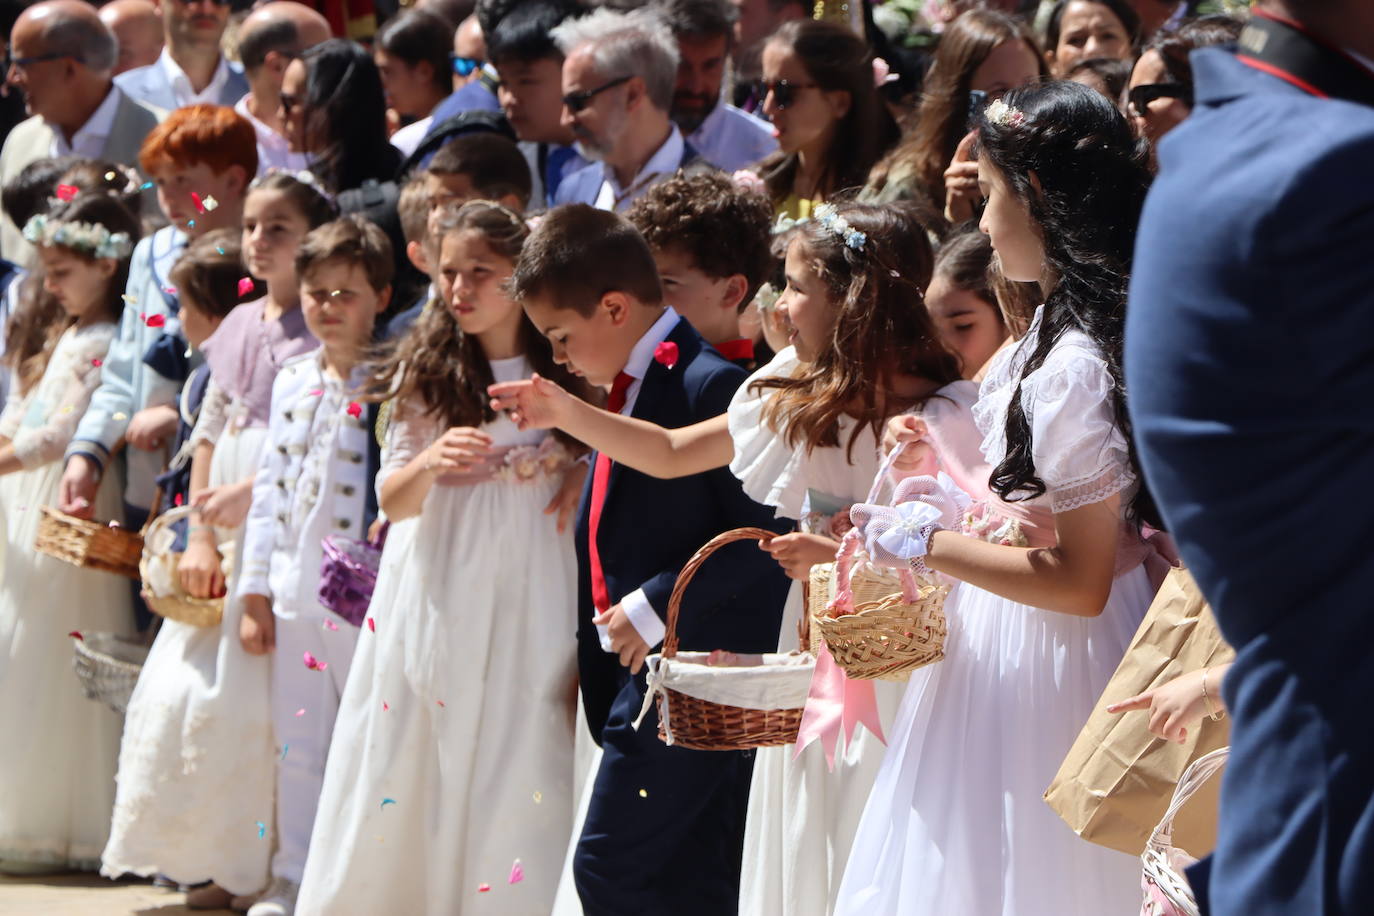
top-left (317, 523), bottom-right (388, 627)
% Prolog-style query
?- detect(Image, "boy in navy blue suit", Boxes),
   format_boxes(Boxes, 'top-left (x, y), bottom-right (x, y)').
top-left (511, 203), bottom-right (790, 915)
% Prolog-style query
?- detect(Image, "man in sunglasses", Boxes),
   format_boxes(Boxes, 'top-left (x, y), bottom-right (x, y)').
top-left (234, 1), bottom-right (331, 175)
top-left (551, 7), bottom-right (705, 212)
top-left (114, 0), bottom-right (247, 111)
top-left (655, 0), bottom-right (775, 172)
top-left (0, 0), bottom-right (161, 265)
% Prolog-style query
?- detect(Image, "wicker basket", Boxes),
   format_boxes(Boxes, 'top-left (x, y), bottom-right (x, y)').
top-left (140, 505), bottom-right (225, 627)
top-left (72, 632), bottom-right (149, 714)
top-left (35, 506), bottom-right (143, 579)
top-left (647, 527), bottom-right (815, 752)
top-left (1141, 747), bottom-right (1229, 916)
top-left (809, 521), bottom-right (949, 681)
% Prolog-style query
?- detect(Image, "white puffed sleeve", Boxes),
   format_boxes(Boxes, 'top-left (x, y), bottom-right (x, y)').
top-left (189, 376), bottom-right (232, 448)
top-left (376, 395), bottom-right (443, 497)
top-left (726, 346), bottom-right (805, 516)
top-left (1021, 338), bottom-right (1134, 514)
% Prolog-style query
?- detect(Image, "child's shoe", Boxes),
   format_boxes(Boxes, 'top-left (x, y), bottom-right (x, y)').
top-left (246, 876), bottom-right (298, 916)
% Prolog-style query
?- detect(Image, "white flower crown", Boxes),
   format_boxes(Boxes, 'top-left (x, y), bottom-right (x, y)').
top-left (23, 214), bottom-right (133, 259)
top-left (252, 167), bottom-right (337, 204)
top-left (984, 97), bottom-right (1027, 128)
top-left (813, 203), bottom-right (867, 251)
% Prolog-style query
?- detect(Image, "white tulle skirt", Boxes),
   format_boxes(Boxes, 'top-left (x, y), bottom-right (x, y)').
top-left (0, 460), bottom-right (133, 869)
top-left (101, 426), bottom-right (276, 894)
top-left (833, 567), bottom-right (1154, 916)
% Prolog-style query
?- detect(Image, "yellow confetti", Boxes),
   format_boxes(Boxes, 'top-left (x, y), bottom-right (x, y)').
top-left (59, 405), bottom-right (74, 414)
top-left (104, 171), bottom-right (116, 181)
top-left (113, 412), bottom-right (128, 421)
top-left (532, 791), bottom-right (542, 804)
top-left (638, 789), bottom-right (648, 798)
top-left (122, 294), bottom-right (137, 304)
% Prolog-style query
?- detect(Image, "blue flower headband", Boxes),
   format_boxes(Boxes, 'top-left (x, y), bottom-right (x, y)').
top-left (22, 214), bottom-right (133, 259)
top-left (813, 203), bottom-right (867, 251)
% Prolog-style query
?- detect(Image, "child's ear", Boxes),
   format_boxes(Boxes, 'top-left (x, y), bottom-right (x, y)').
top-left (497, 193), bottom-right (524, 213)
top-left (406, 240), bottom-right (429, 274)
top-left (97, 257), bottom-right (119, 281)
top-left (721, 274), bottom-right (749, 313)
top-left (225, 165), bottom-right (250, 198)
top-left (375, 284), bottom-right (393, 315)
top-left (601, 290), bottom-right (630, 326)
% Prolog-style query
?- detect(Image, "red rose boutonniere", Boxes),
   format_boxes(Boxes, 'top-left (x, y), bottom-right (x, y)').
top-left (654, 341), bottom-right (679, 370)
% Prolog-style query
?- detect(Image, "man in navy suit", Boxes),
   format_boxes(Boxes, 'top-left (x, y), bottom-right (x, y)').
top-left (1126, 3), bottom-right (1374, 913)
top-left (115, 0), bottom-right (248, 111)
top-left (510, 203), bottom-right (790, 915)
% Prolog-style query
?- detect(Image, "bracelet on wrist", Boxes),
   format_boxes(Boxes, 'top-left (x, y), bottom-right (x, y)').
top-left (1201, 667), bottom-right (1224, 721)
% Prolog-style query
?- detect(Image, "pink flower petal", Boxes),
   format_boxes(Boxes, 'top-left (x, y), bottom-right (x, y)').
top-left (144, 313), bottom-right (166, 328)
top-left (91, 358), bottom-right (102, 367)
top-left (508, 859), bottom-right (524, 885)
top-left (303, 650), bottom-right (326, 671)
top-left (68, 630), bottom-right (83, 640)
top-left (346, 401), bottom-right (362, 419)
top-left (323, 619), bottom-right (338, 631)
top-left (477, 884), bottom-right (491, 893)
top-left (237, 276), bottom-right (255, 297)
top-left (367, 617), bottom-right (376, 632)
top-left (190, 192), bottom-right (205, 213)
top-left (295, 708), bottom-right (306, 717)
top-left (56, 184), bottom-right (78, 202)
top-left (653, 341), bottom-right (679, 370)
top-left (382, 701), bottom-right (390, 711)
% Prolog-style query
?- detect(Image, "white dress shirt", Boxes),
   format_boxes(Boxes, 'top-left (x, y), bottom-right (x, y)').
top-left (159, 47), bottom-right (231, 109)
top-left (50, 84), bottom-right (123, 158)
top-left (688, 100), bottom-right (777, 172)
top-left (234, 94), bottom-right (309, 175)
top-left (596, 306), bottom-right (682, 652)
top-left (390, 115), bottom-right (434, 159)
top-left (592, 125), bottom-right (686, 213)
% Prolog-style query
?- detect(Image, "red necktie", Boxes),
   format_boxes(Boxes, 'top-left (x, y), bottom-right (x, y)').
top-left (588, 372), bottom-right (634, 613)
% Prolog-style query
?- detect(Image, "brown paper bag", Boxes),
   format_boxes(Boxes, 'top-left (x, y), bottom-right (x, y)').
top-left (1044, 567), bottom-right (1234, 857)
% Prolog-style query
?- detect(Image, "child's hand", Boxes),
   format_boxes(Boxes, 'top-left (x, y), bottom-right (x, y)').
top-left (943, 131), bottom-right (982, 225)
top-left (178, 536), bottom-right (224, 599)
top-left (1107, 667), bottom-right (1217, 744)
top-left (883, 415), bottom-right (937, 472)
top-left (423, 426), bottom-right (493, 474)
top-left (58, 454), bottom-right (101, 519)
top-left (193, 478), bottom-right (254, 529)
top-left (592, 604), bottom-right (651, 673)
top-left (367, 517), bottom-right (386, 542)
top-left (761, 532), bottom-right (840, 581)
top-left (488, 374), bottom-right (575, 431)
top-left (240, 594), bottom-right (276, 655)
top-left (126, 404), bottom-right (179, 452)
top-left (545, 461), bottom-right (589, 533)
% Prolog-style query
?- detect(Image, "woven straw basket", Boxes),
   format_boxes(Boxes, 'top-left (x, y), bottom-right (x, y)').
top-left (1141, 746), bottom-right (1230, 916)
top-left (72, 632), bottom-right (149, 714)
top-left (36, 506), bottom-right (143, 578)
top-left (140, 505), bottom-right (226, 627)
top-left (649, 527), bottom-right (815, 751)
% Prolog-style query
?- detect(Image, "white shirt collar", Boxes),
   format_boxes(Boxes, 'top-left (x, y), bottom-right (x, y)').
top-left (234, 94), bottom-right (310, 174)
top-left (622, 306), bottom-right (681, 382)
top-left (687, 101), bottom-right (726, 147)
top-left (159, 47), bottom-right (231, 108)
top-left (595, 124), bottom-right (685, 212)
top-left (50, 84), bottom-right (123, 158)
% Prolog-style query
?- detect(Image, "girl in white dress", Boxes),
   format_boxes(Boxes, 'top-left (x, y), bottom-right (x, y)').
top-left (0, 193), bottom-right (141, 873)
top-left (102, 172), bottom-right (333, 910)
top-left (834, 81), bottom-right (1165, 916)
top-left (295, 201), bottom-right (594, 916)
top-left (491, 201), bottom-right (984, 915)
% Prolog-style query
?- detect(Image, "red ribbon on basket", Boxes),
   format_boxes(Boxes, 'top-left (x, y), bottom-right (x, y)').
top-left (794, 646), bottom-right (884, 771)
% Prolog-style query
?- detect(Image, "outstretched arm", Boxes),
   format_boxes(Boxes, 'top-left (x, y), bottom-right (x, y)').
top-left (489, 373), bottom-right (733, 479)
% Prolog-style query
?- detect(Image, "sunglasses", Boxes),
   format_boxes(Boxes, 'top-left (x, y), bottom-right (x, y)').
top-left (562, 75), bottom-right (632, 114)
top-left (3, 52), bottom-right (81, 72)
top-left (755, 79), bottom-right (819, 110)
top-left (451, 55), bottom-right (482, 77)
top-left (1127, 82), bottom-right (1191, 117)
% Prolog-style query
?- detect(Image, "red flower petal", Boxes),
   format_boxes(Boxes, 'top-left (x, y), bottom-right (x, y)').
top-left (68, 630), bottom-right (83, 640)
top-left (653, 341), bottom-right (679, 370)
top-left (56, 184), bottom-right (78, 202)
top-left (237, 276), bottom-right (254, 297)
top-left (144, 314), bottom-right (166, 328)
top-left (367, 616), bottom-right (376, 632)
top-left (346, 401), bottom-right (363, 419)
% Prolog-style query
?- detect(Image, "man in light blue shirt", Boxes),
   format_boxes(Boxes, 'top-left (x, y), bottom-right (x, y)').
top-left (656, 0), bottom-right (776, 171)
top-left (114, 0), bottom-right (248, 110)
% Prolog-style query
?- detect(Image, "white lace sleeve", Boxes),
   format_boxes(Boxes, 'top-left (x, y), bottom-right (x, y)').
top-left (377, 396), bottom-right (442, 496)
top-left (190, 377), bottom-right (232, 448)
top-left (11, 329), bottom-right (113, 469)
top-left (1022, 339), bottom-right (1134, 513)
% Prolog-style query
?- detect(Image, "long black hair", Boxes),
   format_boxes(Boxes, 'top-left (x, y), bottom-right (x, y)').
top-left (976, 80), bottom-right (1160, 528)
top-left (300, 39), bottom-right (403, 193)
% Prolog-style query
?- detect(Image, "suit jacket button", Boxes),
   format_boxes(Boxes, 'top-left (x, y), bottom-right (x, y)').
top-left (337, 518), bottom-right (351, 530)
top-left (341, 484), bottom-right (356, 496)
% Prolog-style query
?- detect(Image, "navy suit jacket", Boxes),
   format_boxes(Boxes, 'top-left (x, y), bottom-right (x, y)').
top-left (1127, 48), bottom-right (1374, 915)
top-left (114, 59), bottom-right (249, 112)
top-left (574, 318), bottom-right (791, 739)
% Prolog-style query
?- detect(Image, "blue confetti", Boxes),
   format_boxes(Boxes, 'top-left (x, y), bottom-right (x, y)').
top-left (216, 246), bottom-right (225, 255)
top-left (140, 181), bottom-right (153, 190)
top-left (380, 797), bottom-right (396, 810)
top-left (255, 821), bottom-right (266, 838)
top-left (188, 219), bottom-right (195, 228)
top-left (281, 744), bottom-right (290, 760)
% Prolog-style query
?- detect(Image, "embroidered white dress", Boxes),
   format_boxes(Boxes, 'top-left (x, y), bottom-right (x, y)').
top-left (834, 308), bottom-right (1151, 916)
top-left (730, 347), bottom-right (984, 916)
top-left (101, 379), bottom-right (276, 895)
top-left (0, 323), bottom-right (133, 869)
top-left (296, 356), bottom-right (579, 916)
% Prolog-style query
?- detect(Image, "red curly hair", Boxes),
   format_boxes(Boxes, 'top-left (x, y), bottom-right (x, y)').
top-left (138, 104), bottom-right (259, 177)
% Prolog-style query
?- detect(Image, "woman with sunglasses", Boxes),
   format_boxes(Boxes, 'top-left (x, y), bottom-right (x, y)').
top-left (374, 9), bottom-right (454, 158)
top-left (1126, 15), bottom-right (1243, 152)
top-left (863, 8), bottom-right (1045, 237)
top-left (753, 19), bottom-right (899, 223)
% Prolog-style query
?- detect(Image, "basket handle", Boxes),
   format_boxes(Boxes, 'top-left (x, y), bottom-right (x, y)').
top-left (662, 527), bottom-right (780, 660)
top-left (1147, 746), bottom-right (1230, 849)
top-left (141, 503), bottom-right (195, 550)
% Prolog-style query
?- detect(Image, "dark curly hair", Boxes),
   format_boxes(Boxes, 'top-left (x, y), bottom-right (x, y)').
top-left (753, 201), bottom-right (960, 458)
top-left (369, 201), bottom-right (594, 442)
top-left (626, 172), bottom-right (774, 308)
top-left (976, 79), bottom-right (1160, 527)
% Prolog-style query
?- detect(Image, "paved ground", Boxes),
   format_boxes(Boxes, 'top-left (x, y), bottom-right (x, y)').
top-left (0, 872), bottom-right (234, 915)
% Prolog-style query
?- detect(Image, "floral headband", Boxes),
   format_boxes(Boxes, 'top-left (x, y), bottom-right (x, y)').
top-left (813, 203), bottom-right (867, 252)
top-left (23, 213), bottom-right (133, 259)
top-left (984, 97), bottom-right (1027, 129)
top-left (252, 167), bottom-right (336, 204)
